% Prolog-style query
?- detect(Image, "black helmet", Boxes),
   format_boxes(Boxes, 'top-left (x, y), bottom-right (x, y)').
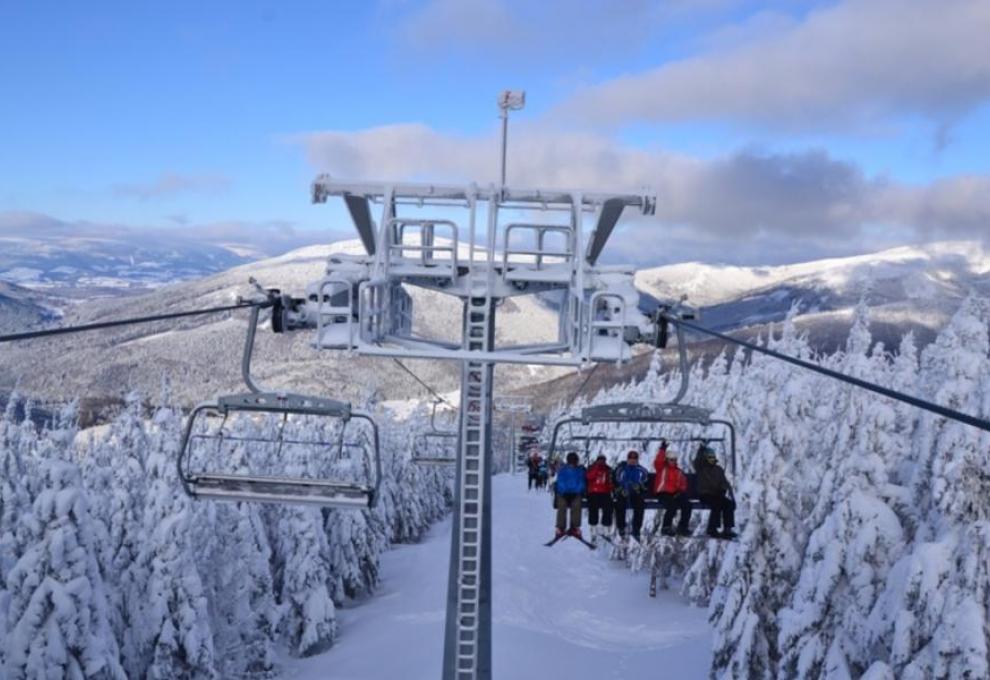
top-left (566, 451), bottom-right (579, 465)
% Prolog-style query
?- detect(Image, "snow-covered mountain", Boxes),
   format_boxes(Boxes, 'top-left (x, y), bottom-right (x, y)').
top-left (636, 241), bottom-right (990, 332)
top-left (0, 229), bottom-right (252, 296)
top-left (0, 240), bottom-right (566, 407)
top-left (0, 281), bottom-right (63, 334)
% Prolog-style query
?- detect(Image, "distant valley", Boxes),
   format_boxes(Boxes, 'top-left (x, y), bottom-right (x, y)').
top-left (1, 237), bottom-right (986, 417)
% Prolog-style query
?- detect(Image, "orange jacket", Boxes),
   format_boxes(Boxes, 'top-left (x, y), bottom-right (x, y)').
top-left (653, 461), bottom-right (688, 495)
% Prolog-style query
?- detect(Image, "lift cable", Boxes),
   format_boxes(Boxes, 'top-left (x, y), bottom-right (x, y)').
top-left (566, 363), bottom-right (600, 408)
top-left (0, 301), bottom-right (268, 345)
top-left (662, 313), bottom-right (990, 435)
top-left (390, 358), bottom-right (456, 409)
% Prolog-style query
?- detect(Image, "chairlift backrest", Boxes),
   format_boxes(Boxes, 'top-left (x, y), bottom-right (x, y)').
top-left (178, 391), bottom-right (382, 508)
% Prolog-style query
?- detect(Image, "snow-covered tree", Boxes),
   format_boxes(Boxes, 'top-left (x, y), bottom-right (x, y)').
top-left (2, 459), bottom-right (125, 680)
top-left (272, 505), bottom-right (337, 657)
top-left (134, 405), bottom-right (216, 679)
top-left (206, 502), bottom-right (278, 677)
top-left (1, 394), bottom-right (35, 660)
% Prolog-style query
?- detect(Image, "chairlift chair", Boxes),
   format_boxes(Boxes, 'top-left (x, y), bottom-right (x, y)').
top-left (411, 400), bottom-right (458, 466)
top-left (177, 300), bottom-right (382, 508)
top-left (549, 401), bottom-right (737, 512)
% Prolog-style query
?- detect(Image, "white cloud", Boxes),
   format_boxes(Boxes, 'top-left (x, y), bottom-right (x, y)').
top-left (112, 173), bottom-right (231, 201)
top-left (391, 0), bottom-right (732, 64)
top-left (294, 122), bottom-right (990, 264)
top-left (558, 0), bottom-right (990, 131)
top-left (398, 0), bottom-right (519, 53)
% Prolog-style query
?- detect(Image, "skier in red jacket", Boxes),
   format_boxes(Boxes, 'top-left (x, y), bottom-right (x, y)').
top-left (653, 451), bottom-right (692, 536)
top-left (651, 439), bottom-right (669, 476)
top-left (585, 455), bottom-right (613, 541)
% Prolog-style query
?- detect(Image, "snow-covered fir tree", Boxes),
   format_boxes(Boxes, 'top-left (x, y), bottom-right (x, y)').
top-left (564, 296), bottom-right (990, 679)
top-left (134, 406), bottom-right (216, 680)
top-left (2, 459), bottom-right (125, 680)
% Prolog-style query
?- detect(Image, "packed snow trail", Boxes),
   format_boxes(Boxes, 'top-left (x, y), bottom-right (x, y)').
top-left (286, 474), bottom-right (711, 679)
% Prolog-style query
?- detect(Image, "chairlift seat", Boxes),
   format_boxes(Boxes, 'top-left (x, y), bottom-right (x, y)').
top-left (186, 473), bottom-right (376, 508)
top-left (411, 430), bottom-right (458, 466)
top-left (411, 456), bottom-right (457, 466)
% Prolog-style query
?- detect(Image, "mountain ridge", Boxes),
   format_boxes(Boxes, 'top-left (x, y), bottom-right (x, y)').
top-left (1, 238), bottom-right (984, 413)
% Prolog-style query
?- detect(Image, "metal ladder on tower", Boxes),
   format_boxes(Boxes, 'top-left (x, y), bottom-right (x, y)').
top-left (443, 269), bottom-right (496, 680)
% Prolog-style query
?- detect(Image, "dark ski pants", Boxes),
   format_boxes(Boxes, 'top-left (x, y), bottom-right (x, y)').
top-left (528, 472), bottom-right (537, 490)
top-left (586, 493), bottom-right (613, 527)
top-left (657, 493), bottom-right (692, 532)
top-left (613, 493), bottom-right (645, 538)
top-left (555, 494), bottom-right (582, 531)
top-left (700, 494), bottom-right (735, 532)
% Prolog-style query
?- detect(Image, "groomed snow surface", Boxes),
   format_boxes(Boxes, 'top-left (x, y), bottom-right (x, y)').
top-left (286, 474), bottom-right (711, 679)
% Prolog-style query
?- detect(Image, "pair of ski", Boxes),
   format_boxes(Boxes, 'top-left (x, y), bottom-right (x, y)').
top-left (544, 533), bottom-right (597, 550)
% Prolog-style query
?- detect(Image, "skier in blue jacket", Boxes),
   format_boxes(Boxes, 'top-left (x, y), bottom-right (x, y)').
top-left (554, 452), bottom-right (587, 539)
top-left (613, 450), bottom-right (650, 540)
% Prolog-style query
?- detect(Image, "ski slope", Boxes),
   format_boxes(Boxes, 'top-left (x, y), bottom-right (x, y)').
top-left (286, 474), bottom-right (711, 679)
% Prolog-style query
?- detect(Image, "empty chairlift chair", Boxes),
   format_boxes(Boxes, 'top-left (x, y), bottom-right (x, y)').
top-left (411, 400), bottom-right (458, 465)
top-left (178, 391), bottom-right (382, 508)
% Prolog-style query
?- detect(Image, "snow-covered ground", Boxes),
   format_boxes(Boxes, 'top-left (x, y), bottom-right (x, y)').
top-left (286, 474), bottom-right (711, 679)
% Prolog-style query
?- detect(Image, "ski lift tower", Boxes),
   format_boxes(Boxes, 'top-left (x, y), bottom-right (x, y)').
top-left (494, 395), bottom-right (531, 474)
top-left (283, 91), bottom-right (662, 680)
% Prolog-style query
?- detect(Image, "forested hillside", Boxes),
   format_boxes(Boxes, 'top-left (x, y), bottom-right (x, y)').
top-left (0, 392), bottom-right (451, 678)
top-left (549, 296), bottom-right (990, 679)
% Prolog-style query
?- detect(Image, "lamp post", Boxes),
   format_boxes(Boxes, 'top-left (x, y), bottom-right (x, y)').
top-left (497, 90), bottom-right (526, 196)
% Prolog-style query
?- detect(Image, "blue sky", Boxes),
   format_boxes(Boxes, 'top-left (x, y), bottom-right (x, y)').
top-left (1, 0), bottom-right (988, 264)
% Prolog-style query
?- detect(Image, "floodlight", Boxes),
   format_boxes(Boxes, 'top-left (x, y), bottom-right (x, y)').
top-left (498, 90), bottom-right (526, 111)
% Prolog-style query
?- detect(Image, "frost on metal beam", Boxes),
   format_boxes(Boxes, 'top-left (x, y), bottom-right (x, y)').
top-left (312, 174), bottom-right (656, 212)
top-left (585, 197), bottom-right (626, 266)
top-left (343, 193), bottom-right (377, 255)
